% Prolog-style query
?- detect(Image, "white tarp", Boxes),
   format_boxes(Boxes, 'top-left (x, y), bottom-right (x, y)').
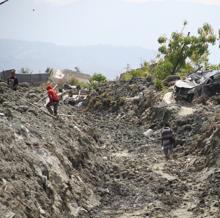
top-left (175, 80), bottom-right (195, 89)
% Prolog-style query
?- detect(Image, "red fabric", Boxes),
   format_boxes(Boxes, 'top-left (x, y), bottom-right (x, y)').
top-left (47, 85), bottom-right (59, 102)
top-left (47, 85), bottom-right (53, 90)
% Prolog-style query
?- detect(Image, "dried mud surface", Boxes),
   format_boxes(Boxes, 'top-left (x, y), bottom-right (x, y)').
top-left (0, 79), bottom-right (220, 218)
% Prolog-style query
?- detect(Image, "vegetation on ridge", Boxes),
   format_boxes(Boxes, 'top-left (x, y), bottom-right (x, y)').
top-left (121, 21), bottom-right (220, 90)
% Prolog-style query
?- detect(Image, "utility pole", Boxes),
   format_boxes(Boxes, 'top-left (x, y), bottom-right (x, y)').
top-left (126, 64), bottom-right (130, 72)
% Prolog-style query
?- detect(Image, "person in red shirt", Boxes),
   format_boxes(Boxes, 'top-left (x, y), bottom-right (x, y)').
top-left (46, 84), bottom-right (59, 116)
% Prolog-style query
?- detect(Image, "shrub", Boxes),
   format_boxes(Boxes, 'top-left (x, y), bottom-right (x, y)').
top-left (155, 79), bottom-right (163, 91)
top-left (120, 68), bottom-right (149, 81)
top-left (89, 73), bottom-right (107, 90)
top-left (69, 76), bottom-right (79, 86)
top-left (90, 73), bottom-right (107, 83)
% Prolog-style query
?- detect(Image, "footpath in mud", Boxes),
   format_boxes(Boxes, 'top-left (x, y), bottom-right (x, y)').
top-left (84, 79), bottom-right (220, 218)
top-left (86, 113), bottom-right (219, 218)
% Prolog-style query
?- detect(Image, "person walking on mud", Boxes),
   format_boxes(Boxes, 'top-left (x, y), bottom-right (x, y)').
top-left (46, 84), bottom-right (60, 116)
top-left (161, 123), bottom-right (175, 160)
top-left (7, 70), bottom-right (18, 90)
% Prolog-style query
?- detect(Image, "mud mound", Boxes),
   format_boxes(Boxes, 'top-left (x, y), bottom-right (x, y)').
top-left (85, 78), bottom-right (156, 114)
top-left (0, 82), bottom-right (105, 218)
top-left (185, 120), bottom-right (220, 174)
top-left (1, 79), bottom-right (220, 218)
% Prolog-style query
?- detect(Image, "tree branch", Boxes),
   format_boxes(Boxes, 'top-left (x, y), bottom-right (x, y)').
top-left (171, 32), bottom-right (191, 74)
top-left (0, 0), bottom-right (9, 5)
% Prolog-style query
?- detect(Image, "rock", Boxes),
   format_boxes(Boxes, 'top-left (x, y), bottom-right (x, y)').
top-left (19, 82), bottom-right (30, 88)
top-left (4, 108), bottom-right (13, 119)
top-left (13, 122), bottom-right (30, 137)
top-left (27, 93), bottom-right (39, 98)
top-left (28, 109), bottom-right (38, 116)
top-left (144, 129), bottom-right (153, 138)
top-left (183, 124), bottom-right (192, 131)
top-left (163, 75), bottom-right (180, 86)
top-left (16, 105), bottom-right (29, 113)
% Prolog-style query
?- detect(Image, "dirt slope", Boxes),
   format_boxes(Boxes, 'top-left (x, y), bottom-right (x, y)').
top-left (0, 82), bottom-right (105, 218)
top-left (85, 112), bottom-right (220, 218)
top-left (84, 78), bottom-right (220, 217)
top-left (0, 79), bottom-right (220, 218)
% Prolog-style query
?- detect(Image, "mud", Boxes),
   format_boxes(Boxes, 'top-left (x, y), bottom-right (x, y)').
top-left (0, 79), bottom-right (220, 218)
top-left (87, 113), bottom-right (220, 218)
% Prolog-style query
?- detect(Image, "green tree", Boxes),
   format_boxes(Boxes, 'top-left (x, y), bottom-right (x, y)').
top-left (206, 64), bottom-right (220, 71)
top-left (155, 22), bottom-right (219, 80)
top-left (89, 73), bottom-right (107, 89)
top-left (120, 63), bottom-right (150, 81)
top-left (90, 73), bottom-right (107, 83)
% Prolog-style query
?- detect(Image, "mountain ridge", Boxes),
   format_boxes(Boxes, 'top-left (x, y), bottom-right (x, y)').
top-left (0, 39), bottom-right (156, 79)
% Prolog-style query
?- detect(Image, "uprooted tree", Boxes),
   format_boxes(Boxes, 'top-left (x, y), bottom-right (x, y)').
top-left (154, 22), bottom-right (220, 80)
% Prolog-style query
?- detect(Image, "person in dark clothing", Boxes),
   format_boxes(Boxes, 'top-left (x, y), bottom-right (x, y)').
top-left (46, 84), bottom-right (60, 116)
top-left (161, 123), bottom-right (175, 160)
top-left (7, 70), bottom-right (18, 90)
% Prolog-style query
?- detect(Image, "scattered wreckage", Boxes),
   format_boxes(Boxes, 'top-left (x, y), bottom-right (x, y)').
top-left (61, 84), bottom-right (88, 107)
top-left (173, 70), bottom-right (220, 102)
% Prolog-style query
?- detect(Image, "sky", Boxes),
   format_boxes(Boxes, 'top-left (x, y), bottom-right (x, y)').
top-left (0, 0), bottom-right (220, 62)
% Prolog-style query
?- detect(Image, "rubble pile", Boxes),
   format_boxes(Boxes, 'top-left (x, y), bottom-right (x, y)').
top-left (84, 78), bottom-right (162, 127)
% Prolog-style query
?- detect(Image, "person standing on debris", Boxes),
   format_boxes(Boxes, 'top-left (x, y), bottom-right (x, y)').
top-left (161, 123), bottom-right (175, 160)
top-left (46, 84), bottom-right (60, 116)
top-left (7, 70), bottom-right (18, 90)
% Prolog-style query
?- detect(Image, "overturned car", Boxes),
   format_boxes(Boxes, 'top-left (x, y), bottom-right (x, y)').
top-left (174, 71), bottom-right (220, 102)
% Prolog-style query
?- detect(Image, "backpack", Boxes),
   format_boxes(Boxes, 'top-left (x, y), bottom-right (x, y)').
top-left (161, 127), bottom-right (176, 147)
top-left (162, 127), bottom-right (173, 140)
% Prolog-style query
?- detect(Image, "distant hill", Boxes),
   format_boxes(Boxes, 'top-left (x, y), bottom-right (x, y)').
top-left (0, 39), bottom-right (156, 79)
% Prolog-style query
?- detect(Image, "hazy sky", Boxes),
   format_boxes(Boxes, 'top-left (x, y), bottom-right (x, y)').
top-left (0, 0), bottom-right (220, 61)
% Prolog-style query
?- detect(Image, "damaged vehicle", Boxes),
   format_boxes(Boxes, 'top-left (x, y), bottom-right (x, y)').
top-left (173, 70), bottom-right (220, 102)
